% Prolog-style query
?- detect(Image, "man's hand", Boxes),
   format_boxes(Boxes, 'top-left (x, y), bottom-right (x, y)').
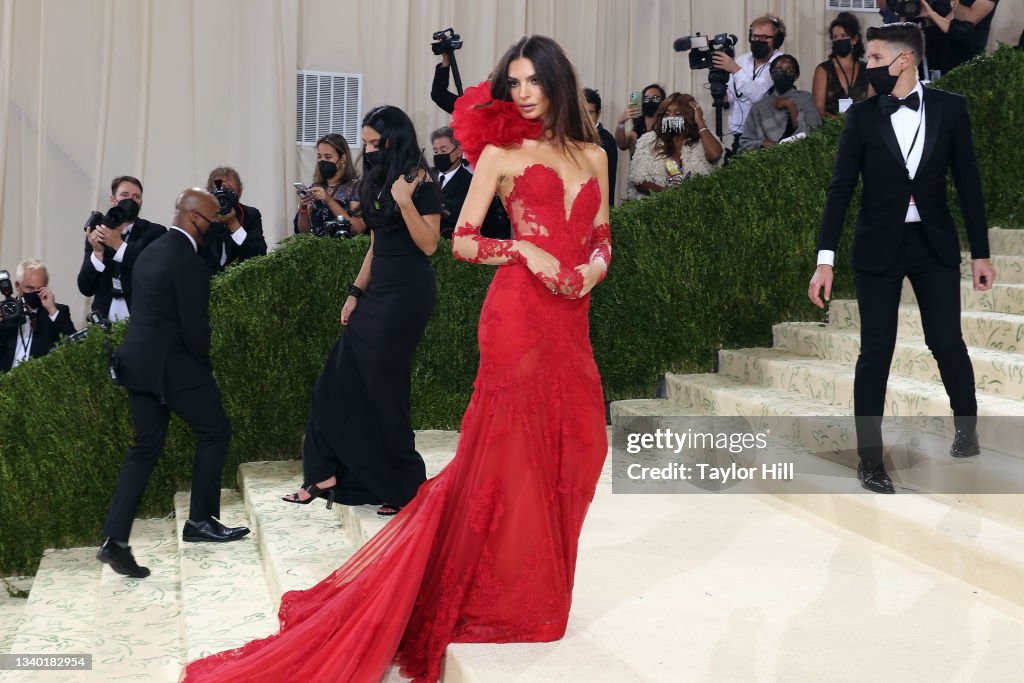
top-left (808, 265), bottom-right (834, 309)
top-left (972, 258), bottom-right (996, 292)
top-left (38, 287), bottom-right (57, 315)
top-left (711, 52), bottom-right (740, 74)
top-left (440, 52), bottom-right (451, 68)
top-left (96, 226), bottom-right (124, 250)
top-left (223, 208), bottom-right (242, 233)
top-left (87, 228), bottom-right (106, 257)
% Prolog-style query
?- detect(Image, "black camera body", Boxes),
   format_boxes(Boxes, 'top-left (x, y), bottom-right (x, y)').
top-left (0, 269), bottom-right (25, 329)
top-left (683, 32), bottom-right (738, 71)
top-left (313, 216), bottom-right (353, 239)
top-left (83, 203), bottom-right (131, 232)
top-left (431, 28), bottom-right (463, 55)
top-left (212, 179), bottom-right (240, 216)
top-left (66, 311), bottom-right (112, 344)
top-left (886, 0), bottom-right (925, 17)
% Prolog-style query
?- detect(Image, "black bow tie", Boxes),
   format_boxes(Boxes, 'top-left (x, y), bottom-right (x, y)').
top-left (881, 91), bottom-right (920, 115)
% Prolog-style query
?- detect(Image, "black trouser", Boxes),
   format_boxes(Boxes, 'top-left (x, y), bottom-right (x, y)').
top-left (853, 223), bottom-right (977, 469)
top-left (102, 378), bottom-right (231, 542)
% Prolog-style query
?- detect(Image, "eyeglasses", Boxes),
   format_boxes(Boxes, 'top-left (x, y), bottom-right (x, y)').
top-left (771, 69), bottom-right (797, 77)
top-left (750, 33), bottom-right (774, 42)
top-left (643, 95), bottom-right (663, 103)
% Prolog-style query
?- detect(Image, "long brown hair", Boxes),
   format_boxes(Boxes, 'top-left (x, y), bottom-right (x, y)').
top-left (488, 35), bottom-right (599, 155)
top-left (312, 133), bottom-right (357, 186)
top-left (653, 93), bottom-right (699, 160)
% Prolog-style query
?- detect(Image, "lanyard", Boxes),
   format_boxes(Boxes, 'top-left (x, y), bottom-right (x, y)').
top-left (900, 103), bottom-right (924, 177)
top-left (18, 322), bottom-right (33, 360)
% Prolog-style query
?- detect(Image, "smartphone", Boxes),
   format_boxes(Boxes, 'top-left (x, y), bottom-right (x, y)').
top-left (293, 182), bottom-right (309, 196)
top-left (628, 91), bottom-right (641, 111)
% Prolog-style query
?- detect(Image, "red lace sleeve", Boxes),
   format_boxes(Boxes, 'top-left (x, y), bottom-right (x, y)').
top-left (452, 221), bottom-right (523, 265)
top-left (588, 222), bottom-right (612, 284)
top-left (451, 81), bottom-right (543, 166)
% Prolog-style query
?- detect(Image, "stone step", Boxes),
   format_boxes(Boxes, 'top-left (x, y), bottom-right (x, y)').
top-left (90, 518), bottom-right (182, 682)
top-left (0, 550), bottom-right (100, 682)
top-left (829, 299), bottom-right (1024, 354)
top-left (901, 278), bottom-right (1024, 315)
top-left (988, 227), bottom-right (1024, 256)
top-left (174, 490), bottom-right (277, 664)
top-left (958, 252), bottom-right (1024, 283)
top-left (611, 399), bottom-right (1024, 612)
top-left (773, 322), bottom-right (1024, 401)
top-left (0, 578), bottom-right (31, 654)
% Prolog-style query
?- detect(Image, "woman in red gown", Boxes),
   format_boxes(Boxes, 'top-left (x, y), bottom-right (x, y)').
top-left (181, 34), bottom-right (612, 683)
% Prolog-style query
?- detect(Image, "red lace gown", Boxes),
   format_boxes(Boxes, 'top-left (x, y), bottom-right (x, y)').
top-left (181, 88), bottom-right (611, 683)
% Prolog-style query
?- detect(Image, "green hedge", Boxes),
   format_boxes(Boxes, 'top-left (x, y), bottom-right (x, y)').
top-left (1, 47), bottom-right (1021, 575)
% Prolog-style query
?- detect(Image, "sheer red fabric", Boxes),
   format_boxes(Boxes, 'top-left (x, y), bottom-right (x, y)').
top-left (181, 112), bottom-right (610, 683)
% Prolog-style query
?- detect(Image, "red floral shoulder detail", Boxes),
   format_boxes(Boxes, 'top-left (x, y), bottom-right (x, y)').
top-left (451, 80), bottom-right (543, 166)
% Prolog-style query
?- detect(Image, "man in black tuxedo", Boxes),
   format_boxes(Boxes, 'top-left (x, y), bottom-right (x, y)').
top-left (202, 166), bottom-right (268, 273)
top-left (809, 23), bottom-right (995, 494)
top-left (97, 188), bottom-right (249, 579)
top-left (77, 176), bottom-right (166, 322)
top-left (584, 88), bottom-right (618, 206)
top-left (0, 260), bottom-right (76, 372)
top-left (431, 127), bottom-right (511, 239)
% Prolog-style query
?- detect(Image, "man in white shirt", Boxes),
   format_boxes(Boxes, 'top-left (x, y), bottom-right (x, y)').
top-left (0, 259), bottom-right (76, 372)
top-left (808, 22), bottom-right (995, 493)
top-left (77, 175), bottom-right (166, 321)
top-left (712, 14), bottom-right (787, 150)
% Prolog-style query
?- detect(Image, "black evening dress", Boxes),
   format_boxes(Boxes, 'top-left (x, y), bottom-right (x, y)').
top-left (300, 182), bottom-right (442, 507)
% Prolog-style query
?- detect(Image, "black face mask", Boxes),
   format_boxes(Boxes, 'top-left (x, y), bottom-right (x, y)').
top-left (117, 198), bottom-right (140, 222)
top-left (433, 152), bottom-right (456, 173)
top-left (772, 74), bottom-right (796, 94)
top-left (865, 54), bottom-right (903, 96)
top-left (641, 101), bottom-right (661, 118)
top-left (194, 215), bottom-right (227, 245)
top-left (363, 150), bottom-right (383, 172)
top-left (22, 291), bottom-right (41, 310)
top-left (751, 40), bottom-right (772, 60)
top-left (317, 160), bottom-right (338, 181)
top-left (832, 38), bottom-right (852, 58)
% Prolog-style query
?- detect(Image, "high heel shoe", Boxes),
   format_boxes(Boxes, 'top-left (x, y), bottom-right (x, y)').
top-left (282, 483), bottom-right (336, 510)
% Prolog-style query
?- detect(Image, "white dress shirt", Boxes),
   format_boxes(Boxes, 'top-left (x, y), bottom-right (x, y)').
top-left (818, 81), bottom-right (925, 267)
top-left (90, 221), bottom-right (134, 321)
top-left (11, 307), bottom-right (60, 368)
top-left (727, 49), bottom-right (784, 135)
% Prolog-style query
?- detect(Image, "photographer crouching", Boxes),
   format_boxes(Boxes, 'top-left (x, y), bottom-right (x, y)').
top-left (203, 166), bottom-right (268, 273)
top-left (0, 260), bottom-right (76, 372)
top-left (77, 175), bottom-right (166, 321)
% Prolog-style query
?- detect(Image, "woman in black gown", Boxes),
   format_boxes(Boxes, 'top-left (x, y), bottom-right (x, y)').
top-left (283, 105), bottom-right (441, 516)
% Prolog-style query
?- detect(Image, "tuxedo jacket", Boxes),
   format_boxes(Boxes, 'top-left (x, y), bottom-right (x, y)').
top-left (817, 87), bottom-right (989, 274)
top-left (114, 230), bottom-right (213, 398)
top-left (201, 203), bottom-right (268, 273)
top-left (0, 304), bottom-right (76, 372)
top-left (77, 218), bottom-right (167, 315)
top-left (439, 165), bottom-right (512, 239)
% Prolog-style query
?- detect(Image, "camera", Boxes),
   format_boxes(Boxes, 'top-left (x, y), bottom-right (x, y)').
top-left (82, 198), bottom-right (140, 232)
top-left (675, 32), bottom-right (737, 71)
top-left (886, 0), bottom-right (924, 17)
top-left (66, 311), bottom-right (112, 344)
top-left (431, 27), bottom-right (463, 55)
top-left (312, 216), bottom-right (353, 239)
top-left (212, 179), bottom-right (239, 216)
top-left (0, 270), bottom-right (26, 329)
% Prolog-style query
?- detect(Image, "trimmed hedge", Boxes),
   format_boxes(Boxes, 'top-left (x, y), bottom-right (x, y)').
top-left (1, 47), bottom-right (1022, 575)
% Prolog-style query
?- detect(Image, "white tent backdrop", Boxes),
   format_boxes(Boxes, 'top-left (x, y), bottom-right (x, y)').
top-left (1, 0), bottom-right (1020, 324)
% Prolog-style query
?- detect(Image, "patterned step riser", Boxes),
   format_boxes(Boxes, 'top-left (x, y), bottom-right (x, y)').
top-left (958, 253), bottom-right (1024, 283)
top-left (828, 300), bottom-right (1024, 354)
top-left (988, 228), bottom-right (1024, 256)
top-left (773, 324), bottom-right (1024, 402)
top-left (901, 279), bottom-right (1024, 315)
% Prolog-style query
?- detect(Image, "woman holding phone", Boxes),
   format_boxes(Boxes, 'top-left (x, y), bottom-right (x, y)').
top-left (294, 133), bottom-right (366, 235)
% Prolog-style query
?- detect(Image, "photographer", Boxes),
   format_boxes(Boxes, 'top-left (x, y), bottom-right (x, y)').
top-left (77, 175), bottom-right (166, 321)
top-left (877, 1), bottom-right (1000, 74)
top-left (712, 14), bottom-right (788, 149)
top-left (739, 55), bottom-right (822, 152)
top-left (430, 29), bottom-right (464, 115)
top-left (1, 260), bottom-right (75, 372)
top-left (202, 167), bottom-right (267, 273)
top-left (432, 127), bottom-right (511, 239)
top-left (294, 133), bottom-right (365, 237)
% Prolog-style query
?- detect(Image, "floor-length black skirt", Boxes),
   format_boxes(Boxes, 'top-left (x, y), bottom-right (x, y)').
top-left (301, 253), bottom-right (435, 506)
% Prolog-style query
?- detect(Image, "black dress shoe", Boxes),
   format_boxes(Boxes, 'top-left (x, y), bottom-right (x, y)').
top-left (182, 517), bottom-right (250, 543)
top-left (96, 539), bottom-right (150, 578)
top-left (857, 463), bottom-right (895, 494)
top-left (950, 428), bottom-right (981, 458)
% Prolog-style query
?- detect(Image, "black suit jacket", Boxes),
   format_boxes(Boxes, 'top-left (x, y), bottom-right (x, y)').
top-left (597, 123), bottom-right (618, 206)
top-left (114, 230), bottom-right (213, 397)
top-left (0, 304), bottom-right (76, 372)
top-left (77, 218), bottom-right (167, 315)
top-left (439, 165), bottom-right (512, 240)
top-left (817, 87), bottom-right (988, 273)
top-left (201, 203), bottom-right (268, 273)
